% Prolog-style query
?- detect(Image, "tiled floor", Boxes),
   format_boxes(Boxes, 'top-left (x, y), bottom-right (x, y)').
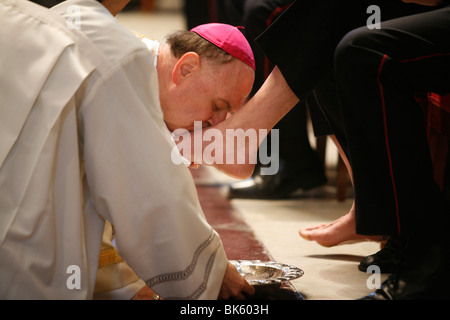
top-left (116, 9), bottom-right (388, 300)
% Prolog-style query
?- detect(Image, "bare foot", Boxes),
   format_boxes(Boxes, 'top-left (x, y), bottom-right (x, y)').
top-left (298, 202), bottom-right (382, 247)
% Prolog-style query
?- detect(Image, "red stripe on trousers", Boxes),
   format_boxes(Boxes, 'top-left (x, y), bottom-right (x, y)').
top-left (377, 54), bottom-right (402, 235)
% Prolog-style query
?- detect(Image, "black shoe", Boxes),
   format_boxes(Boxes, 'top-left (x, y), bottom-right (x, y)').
top-left (360, 237), bottom-right (450, 300)
top-left (358, 236), bottom-right (402, 274)
top-left (227, 159), bottom-right (327, 200)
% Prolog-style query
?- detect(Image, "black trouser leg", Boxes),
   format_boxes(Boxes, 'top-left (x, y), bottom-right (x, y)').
top-left (334, 6), bottom-right (450, 237)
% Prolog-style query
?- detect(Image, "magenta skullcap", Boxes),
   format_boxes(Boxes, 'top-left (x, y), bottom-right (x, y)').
top-left (190, 23), bottom-right (255, 71)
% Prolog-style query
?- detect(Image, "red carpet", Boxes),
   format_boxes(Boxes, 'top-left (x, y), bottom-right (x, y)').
top-left (191, 167), bottom-right (271, 261)
top-left (191, 167), bottom-right (304, 300)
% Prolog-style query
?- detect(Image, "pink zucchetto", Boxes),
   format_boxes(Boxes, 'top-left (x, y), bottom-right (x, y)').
top-left (190, 23), bottom-right (256, 71)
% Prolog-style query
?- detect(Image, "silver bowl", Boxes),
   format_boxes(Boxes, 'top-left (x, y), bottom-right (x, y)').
top-left (230, 260), bottom-right (304, 289)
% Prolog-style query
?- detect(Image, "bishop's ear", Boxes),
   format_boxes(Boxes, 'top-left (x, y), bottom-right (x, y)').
top-left (172, 52), bottom-right (201, 84)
